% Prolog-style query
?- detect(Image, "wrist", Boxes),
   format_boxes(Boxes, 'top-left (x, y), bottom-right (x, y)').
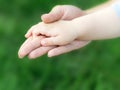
top-left (70, 15), bottom-right (94, 40)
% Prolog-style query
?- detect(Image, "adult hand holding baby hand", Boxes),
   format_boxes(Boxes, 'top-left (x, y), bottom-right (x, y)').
top-left (18, 5), bottom-right (90, 59)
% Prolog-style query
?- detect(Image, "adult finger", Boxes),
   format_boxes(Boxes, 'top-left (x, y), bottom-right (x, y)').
top-left (18, 37), bottom-right (33, 58)
top-left (28, 46), bottom-right (55, 59)
top-left (48, 40), bottom-right (91, 57)
top-left (18, 36), bottom-right (44, 58)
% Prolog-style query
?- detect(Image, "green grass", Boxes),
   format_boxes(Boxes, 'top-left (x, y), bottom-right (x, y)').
top-left (1, 0), bottom-right (120, 90)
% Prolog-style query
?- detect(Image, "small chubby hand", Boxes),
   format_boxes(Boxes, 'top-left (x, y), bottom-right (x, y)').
top-left (29, 20), bottom-right (80, 46)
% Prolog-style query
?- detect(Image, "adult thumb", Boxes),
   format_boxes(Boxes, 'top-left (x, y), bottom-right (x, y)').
top-left (41, 6), bottom-right (63, 23)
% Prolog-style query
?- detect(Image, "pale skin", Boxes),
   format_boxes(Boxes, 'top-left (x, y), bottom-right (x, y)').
top-left (18, 5), bottom-right (90, 59)
top-left (26, 1), bottom-right (119, 46)
top-left (24, 1), bottom-right (120, 46)
top-left (18, 0), bottom-right (114, 59)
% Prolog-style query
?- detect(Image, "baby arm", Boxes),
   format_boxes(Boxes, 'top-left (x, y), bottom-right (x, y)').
top-left (73, 3), bottom-right (120, 40)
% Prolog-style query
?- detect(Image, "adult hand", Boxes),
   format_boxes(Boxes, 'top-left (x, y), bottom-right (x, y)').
top-left (18, 5), bottom-right (90, 59)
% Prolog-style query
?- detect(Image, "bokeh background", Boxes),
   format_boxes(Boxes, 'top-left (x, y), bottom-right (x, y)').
top-left (0, 0), bottom-right (120, 90)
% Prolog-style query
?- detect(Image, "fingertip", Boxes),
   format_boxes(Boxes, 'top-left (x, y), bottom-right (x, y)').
top-left (41, 15), bottom-right (45, 21)
top-left (25, 34), bottom-right (28, 38)
top-left (28, 54), bottom-right (35, 60)
top-left (28, 51), bottom-right (39, 60)
top-left (48, 55), bottom-right (53, 58)
top-left (48, 50), bottom-right (57, 57)
top-left (18, 49), bottom-right (27, 59)
top-left (25, 33), bottom-right (31, 38)
top-left (48, 52), bottom-right (54, 57)
top-left (18, 53), bottom-right (24, 59)
top-left (18, 54), bottom-right (22, 59)
top-left (48, 51), bottom-right (53, 57)
top-left (41, 14), bottom-right (49, 23)
top-left (41, 14), bottom-right (47, 19)
top-left (28, 51), bottom-right (42, 60)
top-left (41, 14), bottom-right (55, 23)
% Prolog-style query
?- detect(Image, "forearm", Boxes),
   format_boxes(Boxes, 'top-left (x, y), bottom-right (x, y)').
top-left (72, 5), bottom-right (120, 40)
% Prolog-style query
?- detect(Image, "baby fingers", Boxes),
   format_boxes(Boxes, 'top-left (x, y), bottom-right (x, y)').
top-left (25, 24), bottom-right (39, 38)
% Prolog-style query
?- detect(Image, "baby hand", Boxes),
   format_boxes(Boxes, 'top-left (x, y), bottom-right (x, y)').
top-left (29, 20), bottom-right (79, 46)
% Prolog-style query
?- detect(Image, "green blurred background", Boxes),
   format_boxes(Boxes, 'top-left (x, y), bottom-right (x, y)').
top-left (0, 0), bottom-right (120, 90)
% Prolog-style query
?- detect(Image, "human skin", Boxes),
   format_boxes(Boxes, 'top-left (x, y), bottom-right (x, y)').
top-left (18, 0), bottom-right (113, 59)
top-left (18, 5), bottom-right (90, 59)
top-left (28, 1), bottom-right (119, 46)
